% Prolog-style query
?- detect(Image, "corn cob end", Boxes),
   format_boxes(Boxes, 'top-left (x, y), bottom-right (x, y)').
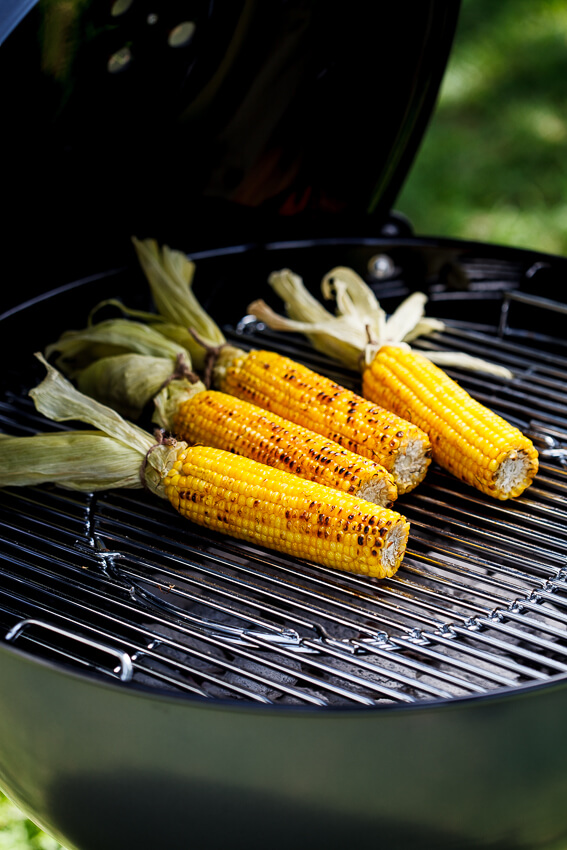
top-left (390, 433), bottom-right (432, 495)
top-left (491, 446), bottom-right (539, 500)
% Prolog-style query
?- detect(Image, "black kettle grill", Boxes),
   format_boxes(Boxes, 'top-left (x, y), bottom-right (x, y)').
top-left (1, 3), bottom-right (567, 849)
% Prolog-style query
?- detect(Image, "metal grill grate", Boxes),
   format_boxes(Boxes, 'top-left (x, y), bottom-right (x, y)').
top-left (1, 274), bottom-right (566, 708)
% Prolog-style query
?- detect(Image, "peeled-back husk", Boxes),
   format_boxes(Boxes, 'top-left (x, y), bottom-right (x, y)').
top-left (45, 317), bottom-right (190, 377)
top-left (76, 354), bottom-right (179, 420)
top-left (0, 431), bottom-right (144, 491)
top-left (26, 354), bottom-right (185, 499)
top-left (132, 237), bottom-right (226, 367)
top-left (251, 267), bottom-right (513, 380)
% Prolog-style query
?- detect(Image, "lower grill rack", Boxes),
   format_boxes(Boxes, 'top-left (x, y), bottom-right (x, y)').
top-left (1, 285), bottom-right (567, 708)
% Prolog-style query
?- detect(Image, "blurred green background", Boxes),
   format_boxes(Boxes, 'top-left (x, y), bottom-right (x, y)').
top-left (1, 0), bottom-right (567, 848)
top-left (397, 0), bottom-right (567, 256)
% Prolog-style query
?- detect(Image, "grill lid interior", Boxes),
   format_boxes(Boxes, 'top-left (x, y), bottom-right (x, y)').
top-left (0, 237), bottom-right (566, 709)
top-left (0, 0), bottom-right (460, 303)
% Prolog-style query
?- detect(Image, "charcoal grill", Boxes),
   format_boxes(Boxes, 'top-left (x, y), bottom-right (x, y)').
top-left (2, 2), bottom-right (567, 849)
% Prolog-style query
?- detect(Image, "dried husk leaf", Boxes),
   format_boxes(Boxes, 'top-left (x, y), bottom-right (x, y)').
top-left (248, 298), bottom-right (363, 371)
top-left (153, 378), bottom-right (206, 432)
top-left (28, 354), bottom-right (184, 499)
top-left (88, 300), bottom-right (207, 369)
top-left (321, 266), bottom-right (386, 340)
top-left (76, 354), bottom-right (179, 420)
top-left (45, 318), bottom-right (187, 377)
top-left (251, 266), bottom-right (513, 380)
top-left (132, 237), bottom-right (226, 361)
top-left (417, 350), bottom-right (514, 379)
top-left (0, 431), bottom-right (144, 491)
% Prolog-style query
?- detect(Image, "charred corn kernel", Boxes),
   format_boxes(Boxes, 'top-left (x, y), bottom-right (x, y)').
top-left (363, 346), bottom-right (539, 499)
top-left (172, 390), bottom-right (398, 507)
top-left (163, 445), bottom-right (409, 577)
top-left (214, 348), bottom-right (431, 494)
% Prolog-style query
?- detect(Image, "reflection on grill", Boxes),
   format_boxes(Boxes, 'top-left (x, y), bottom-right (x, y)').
top-left (1, 284), bottom-right (566, 708)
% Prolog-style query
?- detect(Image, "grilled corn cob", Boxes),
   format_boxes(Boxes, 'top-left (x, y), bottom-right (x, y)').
top-left (363, 345), bottom-right (538, 499)
top-left (250, 266), bottom-right (539, 500)
top-left (164, 446), bottom-right (408, 577)
top-left (157, 384), bottom-right (398, 507)
top-left (19, 355), bottom-right (409, 578)
top-left (132, 237), bottom-right (432, 494)
top-left (45, 316), bottom-right (398, 506)
top-left (212, 347), bottom-right (431, 495)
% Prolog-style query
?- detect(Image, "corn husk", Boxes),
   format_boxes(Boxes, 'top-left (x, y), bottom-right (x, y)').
top-left (132, 237), bottom-right (226, 363)
top-left (153, 378), bottom-right (205, 432)
top-left (0, 431), bottom-right (144, 491)
top-left (249, 266), bottom-right (513, 380)
top-left (26, 354), bottom-right (184, 499)
top-left (88, 298), bottom-right (212, 370)
top-left (45, 318), bottom-right (188, 377)
top-left (76, 353), bottom-right (182, 420)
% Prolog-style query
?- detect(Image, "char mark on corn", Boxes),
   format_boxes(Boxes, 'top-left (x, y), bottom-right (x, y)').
top-left (163, 445), bottom-right (409, 578)
top-left (214, 348), bottom-right (431, 494)
top-left (172, 389), bottom-right (398, 507)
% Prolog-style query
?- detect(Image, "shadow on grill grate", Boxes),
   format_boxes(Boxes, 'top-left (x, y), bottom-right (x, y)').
top-left (1, 274), bottom-right (566, 709)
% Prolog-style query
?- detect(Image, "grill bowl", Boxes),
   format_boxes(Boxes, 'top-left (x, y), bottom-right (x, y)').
top-left (1, 235), bottom-right (567, 849)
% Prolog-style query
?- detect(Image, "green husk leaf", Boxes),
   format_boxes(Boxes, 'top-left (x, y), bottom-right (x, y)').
top-left (30, 353), bottom-right (155, 456)
top-left (45, 318), bottom-right (188, 377)
top-left (132, 237), bottom-right (226, 356)
top-left (76, 354), bottom-right (180, 420)
top-left (0, 431), bottom-right (144, 491)
top-left (87, 298), bottom-right (169, 327)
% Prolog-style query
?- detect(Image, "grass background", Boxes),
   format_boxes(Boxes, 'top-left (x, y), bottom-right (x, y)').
top-left (1, 0), bottom-right (567, 847)
top-left (396, 0), bottom-right (567, 256)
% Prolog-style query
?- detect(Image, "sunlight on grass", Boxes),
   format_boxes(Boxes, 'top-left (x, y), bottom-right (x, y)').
top-left (397, 0), bottom-right (567, 255)
top-left (466, 202), bottom-right (567, 255)
top-left (0, 794), bottom-right (63, 850)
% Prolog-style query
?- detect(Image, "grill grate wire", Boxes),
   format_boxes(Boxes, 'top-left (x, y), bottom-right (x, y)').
top-left (0, 287), bottom-right (567, 707)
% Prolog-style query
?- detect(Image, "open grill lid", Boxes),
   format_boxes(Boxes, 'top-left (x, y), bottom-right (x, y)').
top-left (1, 0), bottom-right (459, 296)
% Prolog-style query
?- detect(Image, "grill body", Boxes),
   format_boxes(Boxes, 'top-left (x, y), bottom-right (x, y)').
top-left (2, 642), bottom-right (567, 850)
top-left (0, 236), bottom-right (567, 848)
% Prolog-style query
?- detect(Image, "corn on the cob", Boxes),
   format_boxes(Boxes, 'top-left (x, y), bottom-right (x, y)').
top-left (44, 316), bottom-right (398, 506)
top-left (363, 345), bottom-right (539, 499)
top-left (164, 445), bottom-right (408, 577)
top-left (212, 346), bottom-right (431, 495)
top-left (131, 237), bottom-right (431, 494)
top-left (165, 387), bottom-right (398, 507)
top-left (21, 355), bottom-right (409, 579)
top-left (249, 265), bottom-right (539, 500)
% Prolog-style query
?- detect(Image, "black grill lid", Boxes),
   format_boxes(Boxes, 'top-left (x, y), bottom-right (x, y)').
top-left (3, 0), bottom-right (459, 292)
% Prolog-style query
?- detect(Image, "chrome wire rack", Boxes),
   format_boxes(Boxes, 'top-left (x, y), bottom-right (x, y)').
top-left (1, 278), bottom-right (566, 709)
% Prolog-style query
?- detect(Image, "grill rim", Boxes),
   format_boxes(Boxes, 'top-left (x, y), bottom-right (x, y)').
top-left (1, 233), bottom-right (567, 712)
top-left (5, 629), bottom-right (567, 717)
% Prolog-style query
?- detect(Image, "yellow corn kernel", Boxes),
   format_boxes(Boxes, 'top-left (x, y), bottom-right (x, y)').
top-left (214, 348), bottom-right (431, 495)
top-left (172, 390), bottom-right (398, 508)
top-left (363, 345), bottom-right (539, 499)
top-left (163, 445), bottom-right (410, 578)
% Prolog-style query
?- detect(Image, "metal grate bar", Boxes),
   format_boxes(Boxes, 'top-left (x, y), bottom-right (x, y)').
top-left (2, 265), bottom-right (567, 706)
top-left (386, 635), bottom-right (521, 687)
top-left (416, 629), bottom-right (550, 681)
top-left (450, 622), bottom-right (567, 672)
